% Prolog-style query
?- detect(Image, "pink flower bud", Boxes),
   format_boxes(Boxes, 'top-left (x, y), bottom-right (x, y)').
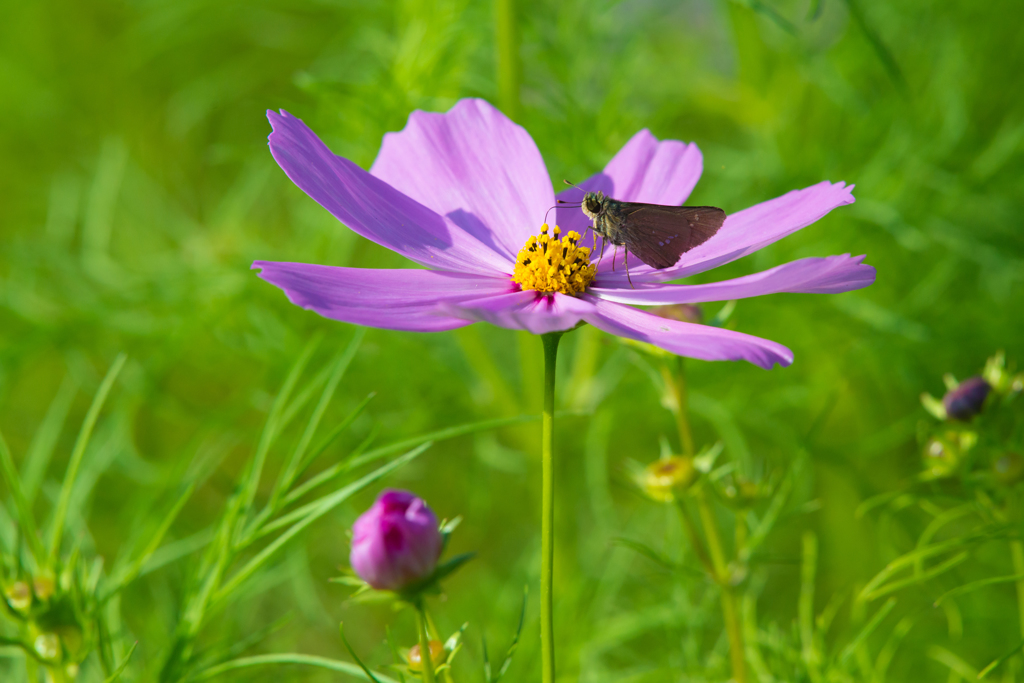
top-left (942, 375), bottom-right (990, 420)
top-left (350, 489), bottom-right (443, 591)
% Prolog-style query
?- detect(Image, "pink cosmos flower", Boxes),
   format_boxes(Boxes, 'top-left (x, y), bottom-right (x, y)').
top-left (253, 98), bottom-right (874, 369)
top-left (350, 489), bottom-right (443, 591)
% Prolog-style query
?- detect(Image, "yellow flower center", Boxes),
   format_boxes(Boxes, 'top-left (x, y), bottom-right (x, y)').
top-left (512, 224), bottom-right (597, 297)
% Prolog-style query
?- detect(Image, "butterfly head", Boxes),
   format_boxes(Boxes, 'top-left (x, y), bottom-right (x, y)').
top-left (581, 191), bottom-right (607, 220)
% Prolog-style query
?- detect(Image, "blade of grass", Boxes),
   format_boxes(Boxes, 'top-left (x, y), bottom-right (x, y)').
top-left (192, 653), bottom-right (399, 683)
top-left (283, 413), bottom-right (540, 510)
top-left (235, 338), bottom-right (320, 539)
top-left (934, 573), bottom-right (1024, 606)
top-left (48, 353), bottom-right (127, 563)
top-left (103, 641), bottom-right (137, 683)
top-left (0, 429), bottom-right (45, 563)
top-left (101, 483), bottom-right (195, 602)
top-left (862, 551), bottom-right (969, 601)
top-left (340, 622), bottom-right (383, 683)
top-left (860, 531), bottom-right (1007, 600)
top-left (928, 645), bottom-right (978, 679)
top-left (839, 598), bottom-right (896, 664)
top-left (978, 638), bottom-right (1024, 679)
top-left (22, 374), bottom-right (78, 504)
top-left (274, 331), bottom-right (363, 502)
top-left (211, 443), bottom-right (429, 609)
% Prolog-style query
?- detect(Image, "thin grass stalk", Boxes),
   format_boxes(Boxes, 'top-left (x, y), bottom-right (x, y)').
top-left (540, 332), bottom-right (561, 683)
top-left (48, 353), bottom-right (126, 563)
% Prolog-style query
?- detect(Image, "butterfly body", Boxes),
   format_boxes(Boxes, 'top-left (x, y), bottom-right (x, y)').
top-left (581, 190), bottom-right (725, 269)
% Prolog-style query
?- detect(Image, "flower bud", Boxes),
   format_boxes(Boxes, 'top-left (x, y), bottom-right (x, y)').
top-left (34, 632), bottom-right (60, 661)
top-left (923, 437), bottom-right (960, 477)
top-left (408, 640), bottom-right (445, 672)
top-left (994, 454), bottom-right (1024, 486)
top-left (350, 490), bottom-right (443, 591)
top-left (5, 581), bottom-right (32, 612)
top-left (942, 376), bottom-right (990, 420)
top-left (33, 574), bottom-right (55, 602)
top-left (641, 456), bottom-right (698, 502)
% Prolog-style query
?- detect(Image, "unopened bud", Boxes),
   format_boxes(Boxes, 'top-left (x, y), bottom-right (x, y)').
top-left (33, 574), bottom-right (55, 602)
top-left (5, 581), bottom-right (31, 611)
top-left (942, 376), bottom-right (990, 420)
top-left (408, 640), bottom-right (445, 672)
top-left (34, 633), bottom-right (60, 661)
top-left (923, 437), bottom-right (960, 477)
top-left (994, 454), bottom-right (1024, 486)
top-left (641, 456), bottom-right (698, 502)
top-left (723, 479), bottom-right (762, 509)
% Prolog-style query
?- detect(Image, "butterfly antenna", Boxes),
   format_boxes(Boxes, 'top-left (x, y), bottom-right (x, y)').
top-left (562, 179), bottom-right (584, 192)
top-left (543, 204), bottom-right (557, 225)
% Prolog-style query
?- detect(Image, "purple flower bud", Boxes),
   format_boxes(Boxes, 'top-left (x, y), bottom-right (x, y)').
top-left (350, 489), bottom-right (443, 591)
top-left (942, 376), bottom-right (991, 420)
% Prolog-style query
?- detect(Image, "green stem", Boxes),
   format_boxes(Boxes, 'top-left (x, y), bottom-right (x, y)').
top-left (540, 332), bottom-right (561, 683)
top-left (1012, 541), bottom-right (1024, 641)
top-left (495, 0), bottom-right (521, 120)
top-left (696, 488), bottom-right (746, 683)
top-left (424, 609), bottom-right (454, 683)
top-left (675, 498), bottom-right (716, 577)
top-left (662, 357), bottom-right (694, 457)
top-left (416, 606), bottom-right (437, 683)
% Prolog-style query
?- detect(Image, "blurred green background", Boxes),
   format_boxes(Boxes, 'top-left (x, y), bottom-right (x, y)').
top-left (2, 0), bottom-right (1023, 680)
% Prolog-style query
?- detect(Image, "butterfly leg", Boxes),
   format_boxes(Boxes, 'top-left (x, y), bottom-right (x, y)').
top-left (624, 249), bottom-right (634, 289)
top-left (597, 236), bottom-right (606, 268)
top-left (612, 246), bottom-right (618, 271)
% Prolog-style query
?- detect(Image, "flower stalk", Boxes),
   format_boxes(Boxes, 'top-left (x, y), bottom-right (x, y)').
top-left (669, 360), bottom-right (747, 683)
top-left (416, 605), bottom-right (438, 683)
top-left (540, 332), bottom-right (561, 683)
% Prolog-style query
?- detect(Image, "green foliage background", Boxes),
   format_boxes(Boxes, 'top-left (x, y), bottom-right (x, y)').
top-left (1, 0), bottom-right (1023, 680)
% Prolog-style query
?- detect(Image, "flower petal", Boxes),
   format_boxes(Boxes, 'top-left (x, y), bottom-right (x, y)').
top-left (581, 297), bottom-right (793, 369)
top-left (371, 99), bottom-right (555, 260)
top-left (554, 129), bottom-right (703, 244)
top-left (253, 261), bottom-right (513, 332)
top-left (267, 109), bottom-right (510, 275)
top-left (590, 254), bottom-right (875, 305)
top-left (600, 181), bottom-right (857, 284)
top-left (443, 290), bottom-right (594, 335)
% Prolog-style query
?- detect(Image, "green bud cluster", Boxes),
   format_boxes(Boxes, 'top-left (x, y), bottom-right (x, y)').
top-left (918, 352), bottom-right (1024, 488)
top-left (1, 556), bottom-right (97, 680)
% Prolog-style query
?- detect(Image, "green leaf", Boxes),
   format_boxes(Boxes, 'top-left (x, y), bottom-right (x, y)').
top-left (21, 374), bottom-right (78, 504)
top-left (839, 598), bottom-right (896, 664)
top-left (340, 622), bottom-right (384, 683)
top-left (103, 641), bottom-right (138, 683)
top-left (928, 645), bottom-right (978, 679)
top-left (48, 352), bottom-right (127, 563)
top-left (934, 573), bottom-right (1024, 606)
top-left (193, 653), bottom-right (399, 683)
top-left (210, 443), bottom-right (428, 609)
top-left (978, 637), bottom-right (1024, 679)
top-left (101, 482), bottom-right (195, 602)
top-left (235, 337), bottom-right (320, 536)
top-left (0, 429), bottom-right (45, 563)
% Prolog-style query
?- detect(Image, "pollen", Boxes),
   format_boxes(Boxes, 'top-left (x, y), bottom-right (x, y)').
top-left (512, 224), bottom-right (597, 297)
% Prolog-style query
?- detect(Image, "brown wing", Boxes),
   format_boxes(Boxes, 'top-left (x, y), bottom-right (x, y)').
top-left (620, 205), bottom-right (725, 269)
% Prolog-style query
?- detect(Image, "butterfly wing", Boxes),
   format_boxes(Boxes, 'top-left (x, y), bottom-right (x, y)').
top-left (620, 205), bottom-right (726, 269)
